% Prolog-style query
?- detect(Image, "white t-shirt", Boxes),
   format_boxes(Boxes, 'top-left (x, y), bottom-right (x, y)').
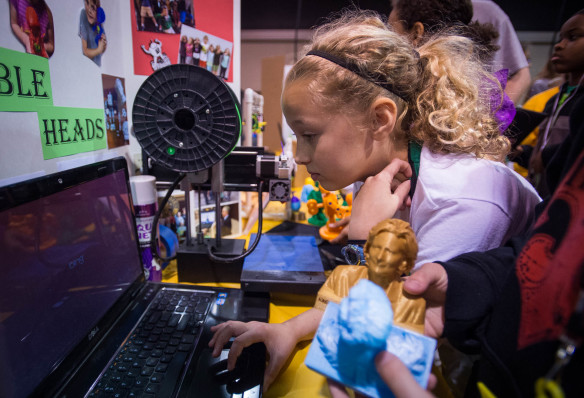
top-left (406, 146), bottom-right (541, 269)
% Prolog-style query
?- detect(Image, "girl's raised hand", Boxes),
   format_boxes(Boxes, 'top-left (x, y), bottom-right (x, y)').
top-left (348, 159), bottom-right (412, 240)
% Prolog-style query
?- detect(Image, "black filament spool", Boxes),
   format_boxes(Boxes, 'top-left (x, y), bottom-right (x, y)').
top-left (132, 64), bottom-right (241, 173)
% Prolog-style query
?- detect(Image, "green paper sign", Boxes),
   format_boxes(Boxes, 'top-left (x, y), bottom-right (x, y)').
top-left (0, 47), bottom-right (53, 111)
top-left (37, 106), bottom-right (106, 160)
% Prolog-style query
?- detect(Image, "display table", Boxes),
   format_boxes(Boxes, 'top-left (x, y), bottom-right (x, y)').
top-left (161, 205), bottom-right (451, 398)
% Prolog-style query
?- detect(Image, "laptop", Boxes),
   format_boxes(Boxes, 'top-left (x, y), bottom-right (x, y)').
top-left (0, 157), bottom-right (269, 398)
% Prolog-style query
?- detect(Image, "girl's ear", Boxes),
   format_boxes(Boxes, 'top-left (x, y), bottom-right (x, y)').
top-left (371, 98), bottom-right (397, 141)
top-left (410, 21), bottom-right (425, 45)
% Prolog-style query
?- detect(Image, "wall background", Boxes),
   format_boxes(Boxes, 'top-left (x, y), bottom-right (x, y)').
top-left (0, 0), bottom-right (241, 186)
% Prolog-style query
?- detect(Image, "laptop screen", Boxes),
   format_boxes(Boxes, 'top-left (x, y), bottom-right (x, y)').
top-left (0, 159), bottom-right (144, 398)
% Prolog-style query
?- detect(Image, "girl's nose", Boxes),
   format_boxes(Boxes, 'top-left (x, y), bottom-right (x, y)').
top-left (294, 147), bottom-right (309, 165)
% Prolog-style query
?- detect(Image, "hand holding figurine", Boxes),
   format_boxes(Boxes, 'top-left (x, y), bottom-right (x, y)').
top-left (403, 262), bottom-right (448, 338)
top-left (375, 352), bottom-right (436, 398)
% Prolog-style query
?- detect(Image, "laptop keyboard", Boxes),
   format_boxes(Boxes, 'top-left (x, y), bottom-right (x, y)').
top-left (87, 288), bottom-right (214, 398)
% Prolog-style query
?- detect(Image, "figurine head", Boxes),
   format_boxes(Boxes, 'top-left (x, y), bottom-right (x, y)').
top-left (363, 219), bottom-right (417, 288)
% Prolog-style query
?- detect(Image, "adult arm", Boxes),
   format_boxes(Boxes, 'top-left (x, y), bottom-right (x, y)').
top-left (436, 237), bottom-right (525, 352)
top-left (505, 67), bottom-right (531, 105)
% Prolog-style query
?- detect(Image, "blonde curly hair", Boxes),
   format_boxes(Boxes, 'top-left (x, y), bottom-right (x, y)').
top-left (285, 9), bottom-right (510, 161)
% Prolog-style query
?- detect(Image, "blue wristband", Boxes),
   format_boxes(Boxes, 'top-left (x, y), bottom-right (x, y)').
top-left (341, 244), bottom-right (366, 265)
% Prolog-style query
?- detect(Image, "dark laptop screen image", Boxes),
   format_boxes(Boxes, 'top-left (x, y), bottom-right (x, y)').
top-left (0, 169), bottom-right (143, 398)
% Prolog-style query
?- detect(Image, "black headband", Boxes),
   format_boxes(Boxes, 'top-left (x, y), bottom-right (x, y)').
top-left (306, 49), bottom-right (410, 103)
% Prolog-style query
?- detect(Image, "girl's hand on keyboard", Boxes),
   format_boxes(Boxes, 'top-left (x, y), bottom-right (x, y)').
top-left (209, 321), bottom-right (297, 391)
top-left (210, 308), bottom-right (324, 392)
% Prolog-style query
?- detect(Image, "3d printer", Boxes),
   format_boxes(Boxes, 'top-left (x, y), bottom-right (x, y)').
top-left (132, 64), bottom-right (292, 283)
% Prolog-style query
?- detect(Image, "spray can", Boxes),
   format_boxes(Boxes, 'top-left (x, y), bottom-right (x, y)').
top-left (129, 175), bottom-right (161, 282)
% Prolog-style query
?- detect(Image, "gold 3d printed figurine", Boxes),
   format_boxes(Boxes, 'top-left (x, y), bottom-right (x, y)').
top-left (314, 218), bottom-right (425, 334)
top-left (306, 219), bottom-right (435, 398)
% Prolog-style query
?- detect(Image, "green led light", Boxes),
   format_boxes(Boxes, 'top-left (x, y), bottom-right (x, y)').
top-left (167, 147), bottom-right (176, 155)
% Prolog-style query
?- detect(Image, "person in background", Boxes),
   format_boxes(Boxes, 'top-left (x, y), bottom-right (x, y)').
top-left (192, 37), bottom-right (201, 66)
top-left (178, 35), bottom-right (187, 64)
top-left (79, 0), bottom-right (106, 66)
top-left (199, 35), bottom-right (209, 69)
top-left (212, 45), bottom-right (221, 75)
top-left (529, 58), bottom-right (565, 98)
top-left (9, 0), bottom-right (54, 58)
top-left (472, 0), bottom-right (531, 104)
top-left (206, 44), bottom-right (215, 73)
top-left (185, 36), bottom-right (193, 65)
top-left (387, 0), bottom-right (499, 62)
top-left (515, 9), bottom-right (584, 198)
top-left (139, 0), bottom-right (158, 31)
top-left (220, 206), bottom-right (231, 236)
top-left (219, 48), bottom-right (230, 80)
top-left (510, 86), bottom-right (560, 178)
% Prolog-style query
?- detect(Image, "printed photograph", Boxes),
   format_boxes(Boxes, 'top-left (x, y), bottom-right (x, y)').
top-left (101, 74), bottom-right (129, 148)
top-left (178, 25), bottom-right (232, 81)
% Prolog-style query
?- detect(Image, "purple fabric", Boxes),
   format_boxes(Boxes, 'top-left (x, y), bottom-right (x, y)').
top-left (489, 69), bottom-right (516, 134)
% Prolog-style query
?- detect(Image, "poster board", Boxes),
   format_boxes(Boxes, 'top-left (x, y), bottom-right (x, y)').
top-left (0, 0), bottom-right (240, 187)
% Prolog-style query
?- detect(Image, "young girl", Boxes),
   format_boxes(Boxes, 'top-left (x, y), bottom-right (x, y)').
top-left (219, 48), bottom-right (230, 79)
top-left (185, 37), bottom-right (193, 65)
top-left (209, 9), bottom-right (540, 392)
top-left (206, 44), bottom-right (215, 72)
top-left (212, 45), bottom-right (221, 75)
top-left (192, 37), bottom-right (201, 66)
top-left (178, 35), bottom-right (187, 64)
top-left (199, 35), bottom-right (209, 69)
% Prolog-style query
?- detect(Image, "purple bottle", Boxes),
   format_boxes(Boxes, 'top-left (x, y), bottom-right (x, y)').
top-left (129, 175), bottom-right (161, 281)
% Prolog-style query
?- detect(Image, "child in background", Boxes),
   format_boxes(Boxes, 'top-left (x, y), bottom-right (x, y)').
top-left (206, 44), bottom-right (215, 72)
top-left (178, 35), bottom-right (187, 64)
top-left (199, 35), bottom-right (209, 69)
top-left (9, 0), bottom-right (55, 58)
top-left (139, 0), bottom-right (158, 31)
top-left (219, 48), bottom-right (230, 80)
top-left (192, 37), bottom-right (201, 66)
top-left (79, 0), bottom-right (106, 66)
top-left (517, 9), bottom-right (584, 198)
top-left (185, 36), bottom-right (193, 65)
top-left (208, 9), bottom-right (540, 393)
top-left (154, 4), bottom-right (174, 33)
top-left (212, 45), bottom-right (221, 75)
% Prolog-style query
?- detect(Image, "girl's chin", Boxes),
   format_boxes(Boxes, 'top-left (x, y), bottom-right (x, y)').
top-left (319, 181), bottom-right (343, 191)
